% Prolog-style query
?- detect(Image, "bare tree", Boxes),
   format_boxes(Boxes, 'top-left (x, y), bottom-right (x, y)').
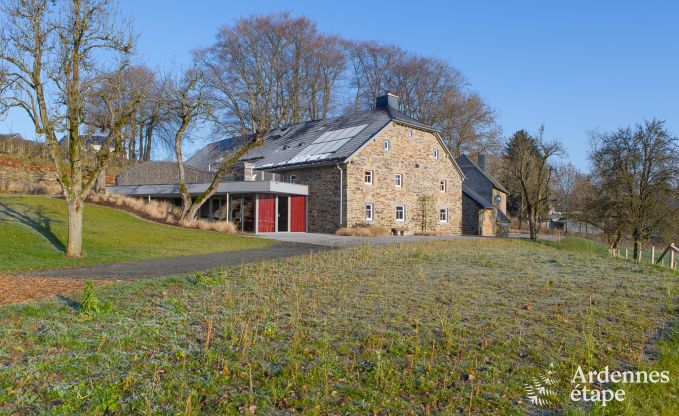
top-left (437, 91), bottom-right (502, 158)
top-left (158, 67), bottom-right (212, 220)
top-left (503, 127), bottom-right (564, 240)
top-left (0, 0), bottom-right (138, 257)
top-left (589, 119), bottom-right (678, 258)
top-left (182, 13), bottom-right (346, 221)
top-left (347, 40), bottom-right (500, 157)
top-left (578, 175), bottom-right (627, 251)
top-left (552, 162), bottom-right (583, 235)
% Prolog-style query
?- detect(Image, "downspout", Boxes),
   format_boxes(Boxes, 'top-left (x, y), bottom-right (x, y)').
top-left (336, 164), bottom-right (343, 227)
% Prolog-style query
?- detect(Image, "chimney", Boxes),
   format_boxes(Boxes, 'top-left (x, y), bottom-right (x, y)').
top-left (243, 162), bottom-right (255, 181)
top-left (375, 92), bottom-right (399, 110)
top-left (477, 154), bottom-right (487, 172)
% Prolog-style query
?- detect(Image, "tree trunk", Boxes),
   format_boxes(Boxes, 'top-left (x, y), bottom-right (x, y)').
top-left (632, 228), bottom-right (641, 260)
top-left (527, 209), bottom-right (538, 240)
top-left (186, 203), bottom-right (201, 222)
top-left (66, 199), bottom-right (84, 257)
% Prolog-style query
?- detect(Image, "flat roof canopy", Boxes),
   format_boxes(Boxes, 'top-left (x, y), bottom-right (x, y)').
top-left (107, 180), bottom-right (309, 198)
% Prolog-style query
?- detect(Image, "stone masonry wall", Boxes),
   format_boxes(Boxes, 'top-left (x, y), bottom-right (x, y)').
top-left (480, 209), bottom-right (495, 236)
top-left (492, 188), bottom-right (508, 218)
top-left (116, 161), bottom-right (214, 185)
top-left (276, 165), bottom-right (344, 233)
top-left (345, 123), bottom-right (462, 235)
top-left (0, 155), bottom-right (60, 194)
top-left (461, 193), bottom-right (495, 236)
top-left (461, 193), bottom-right (481, 235)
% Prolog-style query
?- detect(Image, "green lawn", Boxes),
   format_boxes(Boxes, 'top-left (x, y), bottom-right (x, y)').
top-left (0, 194), bottom-right (273, 273)
top-left (0, 238), bottom-right (676, 414)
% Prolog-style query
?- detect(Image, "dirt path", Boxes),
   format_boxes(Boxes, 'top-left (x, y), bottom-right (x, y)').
top-left (0, 275), bottom-right (112, 305)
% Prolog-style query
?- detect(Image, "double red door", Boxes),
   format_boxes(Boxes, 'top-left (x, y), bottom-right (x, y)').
top-left (257, 194), bottom-right (276, 232)
top-left (257, 194), bottom-right (306, 233)
top-left (290, 195), bottom-right (306, 232)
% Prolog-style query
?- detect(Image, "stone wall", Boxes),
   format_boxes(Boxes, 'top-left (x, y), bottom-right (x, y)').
top-left (461, 193), bottom-right (495, 236)
top-left (0, 155), bottom-right (60, 194)
top-left (461, 193), bottom-right (480, 235)
top-left (277, 165), bottom-right (344, 233)
top-left (492, 188), bottom-right (508, 217)
top-left (116, 161), bottom-right (215, 185)
top-left (345, 123), bottom-right (462, 235)
top-left (480, 209), bottom-right (495, 236)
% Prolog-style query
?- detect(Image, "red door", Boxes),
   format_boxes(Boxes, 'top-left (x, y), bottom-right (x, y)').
top-left (290, 195), bottom-right (306, 232)
top-left (257, 194), bottom-right (275, 232)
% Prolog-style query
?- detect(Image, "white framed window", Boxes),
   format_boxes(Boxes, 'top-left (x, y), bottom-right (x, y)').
top-left (439, 180), bottom-right (447, 192)
top-left (384, 140), bottom-right (390, 151)
top-left (395, 204), bottom-right (405, 221)
top-left (365, 203), bottom-right (374, 221)
top-left (288, 175), bottom-right (296, 184)
top-left (439, 208), bottom-right (448, 223)
top-left (433, 149), bottom-right (439, 159)
top-left (394, 174), bottom-right (402, 187)
top-left (364, 171), bottom-right (373, 185)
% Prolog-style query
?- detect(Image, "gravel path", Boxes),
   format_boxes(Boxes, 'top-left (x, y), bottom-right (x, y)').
top-left (14, 233), bottom-right (555, 281)
top-left (21, 242), bottom-right (332, 281)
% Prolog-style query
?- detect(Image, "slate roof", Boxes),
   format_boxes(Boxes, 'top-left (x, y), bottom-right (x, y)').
top-left (185, 135), bottom-right (241, 171)
top-left (462, 184), bottom-right (511, 223)
top-left (462, 184), bottom-right (494, 209)
top-left (186, 106), bottom-right (442, 172)
top-left (456, 154), bottom-right (509, 194)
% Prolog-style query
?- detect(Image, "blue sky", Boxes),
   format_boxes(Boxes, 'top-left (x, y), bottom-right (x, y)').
top-left (2, 0), bottom-right (677, 170)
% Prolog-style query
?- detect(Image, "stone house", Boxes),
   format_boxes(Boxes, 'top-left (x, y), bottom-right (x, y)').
top-left (109, 94), bottom-right (465, 235)
top-left (455, 154), bottom-right (510, 236)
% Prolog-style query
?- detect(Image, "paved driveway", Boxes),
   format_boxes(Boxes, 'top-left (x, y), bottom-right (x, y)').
top-left (257, 232), bottom-right (474, 248)
top-left (24, 242), bottom-right (332, 280)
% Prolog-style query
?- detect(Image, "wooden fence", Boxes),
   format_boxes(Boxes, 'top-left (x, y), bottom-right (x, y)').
top-left (610, 243), bottom-right (677, 269)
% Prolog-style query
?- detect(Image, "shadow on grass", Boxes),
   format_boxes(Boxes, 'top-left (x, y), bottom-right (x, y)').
top-left (0, 201), bottom-right (66, 251)
top-left (55, 295), bottom-right (81, 312)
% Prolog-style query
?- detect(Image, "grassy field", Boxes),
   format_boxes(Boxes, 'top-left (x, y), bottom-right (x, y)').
top-left (0, 238), bottom-right (676, 414)
top-left (0, 194), bottom-right (273, 273)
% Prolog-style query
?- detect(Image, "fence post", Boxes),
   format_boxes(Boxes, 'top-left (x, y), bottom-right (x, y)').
top-left (638, 249), bottom-right (642, 263)
top-left (625, 249), bottom-right (628, 259)
top-left (651, 246), bottom-right (655, 264)
top-left (672, 251), bottom-right (676, 269)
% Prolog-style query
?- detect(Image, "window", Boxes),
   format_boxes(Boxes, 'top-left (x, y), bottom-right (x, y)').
top-left (288, 175), bottom-right (296, 184)
top-left (365, 203), bottom-right (374, 221)
top-left (407, 129), bottom-right (413, 137)
top-left (439, 180), bottom-right (447, 192)
top-left (439, 208), bottom-right (448, 223)
top-left (433, 149), bottom-right (439, 159)
top-left (364, 171), bottom-right (373, 185)
top-left (384, 140), bottom-right (390, 151)
top-left (394, 174), bottom-right (402, 187)
top-left (395, 205), bottom-right (405, 221)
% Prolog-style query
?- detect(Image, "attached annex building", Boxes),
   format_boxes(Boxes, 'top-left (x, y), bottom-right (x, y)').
top-left (456, 154), bottom-right (511, 236)
top-left (110, 94), bottom-right (466, 235)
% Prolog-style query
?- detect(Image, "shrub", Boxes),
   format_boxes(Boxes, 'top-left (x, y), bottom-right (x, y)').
top-left (79, 280), bottom-right (100, 316)
top-left (88, 193), bottom-right (237, 233)
top-left (336, 224), bottom-right (389, 237)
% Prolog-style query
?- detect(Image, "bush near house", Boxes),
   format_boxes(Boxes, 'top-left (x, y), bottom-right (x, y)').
top-left (0, 238), bottom-right (676, 414)
top-left (87, 192), bottom-right (236, 233)
top-left (335, 224), bottom-right (390, 237)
